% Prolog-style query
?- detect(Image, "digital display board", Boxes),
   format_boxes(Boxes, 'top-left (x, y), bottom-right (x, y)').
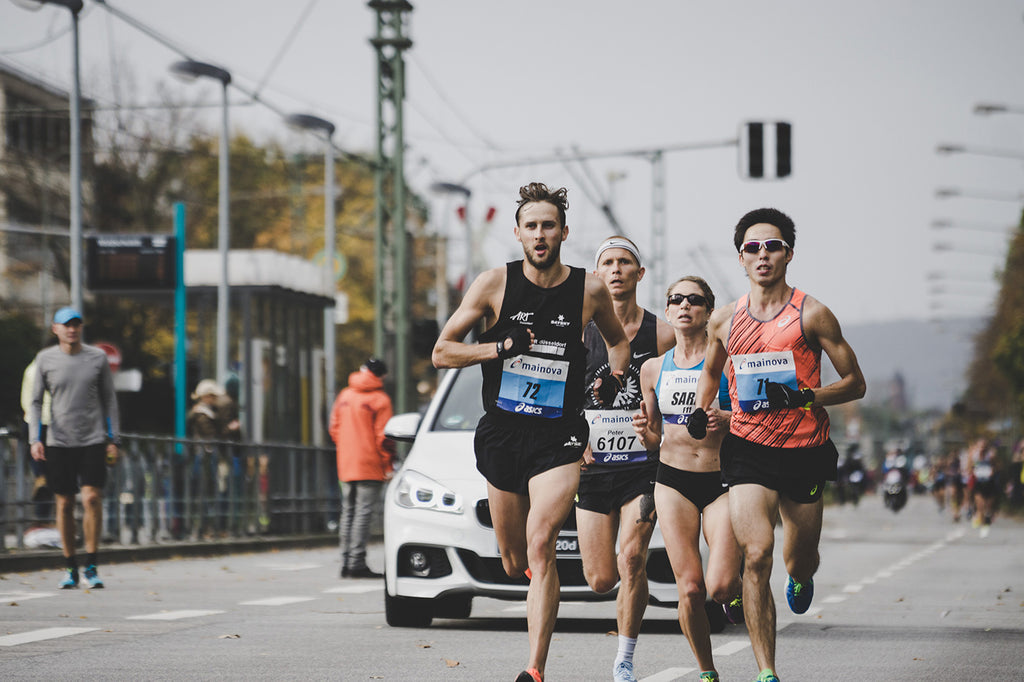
top-left (86, 234), bottom-right (177, 290)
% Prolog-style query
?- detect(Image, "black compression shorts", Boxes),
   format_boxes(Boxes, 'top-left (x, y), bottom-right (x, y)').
top-left (656, 463), bottom-right (728, 512)
top-left (576, 461), bottom-right (657, 515)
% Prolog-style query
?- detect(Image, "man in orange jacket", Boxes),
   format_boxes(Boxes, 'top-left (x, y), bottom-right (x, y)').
top-left (328, 358), bottom-right (394, 578)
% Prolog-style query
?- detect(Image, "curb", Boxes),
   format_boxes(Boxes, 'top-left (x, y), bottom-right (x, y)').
top-left (0, 533), bottom-right (341, 573)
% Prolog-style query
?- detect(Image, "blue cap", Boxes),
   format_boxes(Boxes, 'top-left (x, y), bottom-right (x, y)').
top-left (53, 307), bottom-right (83, 324)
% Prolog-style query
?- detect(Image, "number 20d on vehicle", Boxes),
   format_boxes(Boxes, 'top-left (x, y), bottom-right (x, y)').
top-left (382, 367), bottom-right (678, 627)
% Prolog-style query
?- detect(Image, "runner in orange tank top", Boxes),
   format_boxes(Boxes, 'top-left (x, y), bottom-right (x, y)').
top-left (688, 208), bottom-right (866, 682)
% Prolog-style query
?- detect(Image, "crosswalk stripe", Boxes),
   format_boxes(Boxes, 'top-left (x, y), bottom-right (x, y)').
top-left (127, 609), bottom-right (225, 620)
top-left (239, 596), bottom-right (316, 606)
top-left (323, 585), bottom-right (382, 594)
top-left (0, 627), bottom-right (98, 646)
top-left (639, 667), bottom-right (695, 682)
top-left (0, 591), bottom-right (56, 602)
top-left (712, 639), bottom-right (750, 656)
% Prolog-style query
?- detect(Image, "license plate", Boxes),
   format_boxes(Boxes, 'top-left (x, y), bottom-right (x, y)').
top-left (554, 532), bottom-right (580, 557)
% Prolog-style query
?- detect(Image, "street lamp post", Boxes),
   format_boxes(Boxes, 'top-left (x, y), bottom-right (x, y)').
top-left (286, 113), bottom-right (338, 408)
top-left (171, 59), bottom-right (232, 384)
top-left (11, 0), bottom-right (84, 314)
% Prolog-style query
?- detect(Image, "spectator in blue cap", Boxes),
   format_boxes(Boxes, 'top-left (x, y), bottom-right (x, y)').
top-left (29, 306), bottom-right (121, 590)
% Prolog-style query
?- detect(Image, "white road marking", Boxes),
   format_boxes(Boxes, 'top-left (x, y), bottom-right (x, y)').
top-left (822, 595), bottom-right (847, 604)
top-left (502, 604), bottom-right (528, 613)
top-left (127, 609), bottom-right (225, 620)
top-left (323, 585), bottom-right (382, 594)
top-left (258, 563), bottom-right (323, 572)
top-left (640, 667), bottom-right (695, 682)
top-left (0, 591), bottom-right (56, 602)
top-left (713, 639), bottom-right (750, 656)
top-left (842, 584), bottom-right (863, 593)
top-left (0, 627), bottom-right (98, 646)
top-left (239, 596), bottom-right (316, 606)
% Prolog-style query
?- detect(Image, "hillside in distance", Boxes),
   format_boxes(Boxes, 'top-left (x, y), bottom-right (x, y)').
top-left (822, 317), bottom-right (983, 412)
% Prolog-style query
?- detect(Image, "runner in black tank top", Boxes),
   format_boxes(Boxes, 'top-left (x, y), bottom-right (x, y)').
top-left (431, 184), bottom-right (631, 682)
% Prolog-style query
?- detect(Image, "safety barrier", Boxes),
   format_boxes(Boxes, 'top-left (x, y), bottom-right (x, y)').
top-left (0, 429), bottom-right (339, 551)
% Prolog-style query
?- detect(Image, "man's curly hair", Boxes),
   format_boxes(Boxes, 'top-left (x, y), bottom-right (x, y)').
top-left (514, 182), bottom-right (569, 227)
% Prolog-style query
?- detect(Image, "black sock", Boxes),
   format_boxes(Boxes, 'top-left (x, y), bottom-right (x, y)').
top-left (85, 553), bottom-right (97, 568)
top-left (65, 555), bottom-right (78, 571)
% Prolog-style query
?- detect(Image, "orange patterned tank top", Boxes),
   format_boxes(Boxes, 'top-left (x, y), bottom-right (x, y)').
top-left (725, 288), bottom-right (830, 448)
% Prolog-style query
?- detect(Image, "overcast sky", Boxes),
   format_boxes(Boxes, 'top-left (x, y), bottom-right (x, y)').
top-left (3, 0), bottom-right (1023, 328)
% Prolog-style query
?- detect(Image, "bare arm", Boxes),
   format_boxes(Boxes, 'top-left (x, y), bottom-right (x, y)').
top-left (654, 317), bottom-right (676, 356)
top-left (695, 305), bottom-right (731, 412)
top-left (585, 274), bottom-right (629, 374)
top-left (803, 297), bottom-right (866, 406)
top-left (432, 268), bottom-right (504, 369)
top-left (632, 356), bottom-right (663, 450)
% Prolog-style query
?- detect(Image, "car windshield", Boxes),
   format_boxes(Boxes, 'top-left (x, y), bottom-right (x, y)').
top-left (431, 368), bottom-right (485, 432)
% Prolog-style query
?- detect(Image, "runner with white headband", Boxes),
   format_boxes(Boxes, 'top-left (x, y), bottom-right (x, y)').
top-left (578, 235), bottom-right (675, 682)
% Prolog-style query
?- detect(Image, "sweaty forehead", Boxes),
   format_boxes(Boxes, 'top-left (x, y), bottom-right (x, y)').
top-left (742, 222), bottom-right (784, 241)
top-left (670, 280), bottom-right (702, 296)
top-left (518, 201), bottom-right (560, 225)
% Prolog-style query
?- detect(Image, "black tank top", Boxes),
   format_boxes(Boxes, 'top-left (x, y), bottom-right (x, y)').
top-left (479, 261), bottom-right (588, 425)
top-left (581, 309), bottom-right (659, 470)
top-left (583, 309), bottom-right (658, 410)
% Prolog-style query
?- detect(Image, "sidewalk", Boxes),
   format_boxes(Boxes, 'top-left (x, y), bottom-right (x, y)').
top-left (0, 533), bottom-right (339, 574)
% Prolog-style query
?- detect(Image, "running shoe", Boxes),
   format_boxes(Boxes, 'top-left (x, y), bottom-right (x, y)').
top-left (755, 671), bottom-right (780, 682)
top-left (786, 575), bottom-right (813, 614)
top-left (613, 659), bottom-right (636, 682)
top-left (515, 668), bottom-right (542, 682)
top-left (58, 568), bottom-right (79, 589)
top-left (699, 672), bottom-right (720, 681)
top-left (723, 595), bottom-right (745, 624)
top-left (82, 565), bottom-right (104, 589)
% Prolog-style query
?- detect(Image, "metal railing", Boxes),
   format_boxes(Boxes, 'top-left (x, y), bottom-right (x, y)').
top-left (0, 429), bottom-right (339, 551)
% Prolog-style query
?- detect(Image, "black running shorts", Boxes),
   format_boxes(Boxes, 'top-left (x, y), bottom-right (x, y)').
top-left (46, 444), bottom-right (108, 496)
top-left (577, 461), bottom-right (657, 515)
top-left (720, 433), bottom-right (838, 504)
top-left (474, 413), bottom-right (588, 496)
top-left (656, 463), bottom-right (728, 512)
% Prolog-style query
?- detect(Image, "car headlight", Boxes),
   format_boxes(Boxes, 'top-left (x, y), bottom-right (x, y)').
top-left (393, 469), bottom-right (464, 514)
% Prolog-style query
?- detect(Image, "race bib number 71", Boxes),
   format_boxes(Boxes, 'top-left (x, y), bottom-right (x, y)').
top-left (733, 351), bottom-right (797, 412)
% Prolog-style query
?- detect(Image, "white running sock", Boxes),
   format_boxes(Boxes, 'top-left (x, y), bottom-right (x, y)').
top-left (614, 634), bottom-right (637, 665)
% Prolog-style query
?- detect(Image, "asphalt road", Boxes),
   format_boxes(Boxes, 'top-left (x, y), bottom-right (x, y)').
top-left (2, 492), bottom-right (1022, 681)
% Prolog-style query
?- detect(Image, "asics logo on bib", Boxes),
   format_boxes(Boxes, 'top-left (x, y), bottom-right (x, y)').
top-left (509, 357), bottom-right (565, 376)
top-left (515, 403), bottom-right (543, 415)
top-left (509, 311), bottom-right (534, 324)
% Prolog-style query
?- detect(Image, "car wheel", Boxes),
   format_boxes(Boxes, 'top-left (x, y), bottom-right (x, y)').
top-left (433, 593), bottom-right (472, 620)
top-left (385, 582), bottom-right (434, 627)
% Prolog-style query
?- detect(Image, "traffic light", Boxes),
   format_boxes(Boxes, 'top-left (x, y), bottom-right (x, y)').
top-left (776, 122), bottom-right (792, 178)
top-left (740, 121), bottom-right (791, 180)
top-left (747, 122), bottom-right (764, 178)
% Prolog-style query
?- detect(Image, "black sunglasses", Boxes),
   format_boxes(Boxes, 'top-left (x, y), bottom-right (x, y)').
top-left (666, 293), bottom-right (708, 308)
top-left (740, 238), bottom-right (790, 254)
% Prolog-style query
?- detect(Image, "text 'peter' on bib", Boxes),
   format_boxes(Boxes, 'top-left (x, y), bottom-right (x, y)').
top-left (497, 355), bottom-right (570, 418)
top-left (733, 350), bottom-right (797, 413)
